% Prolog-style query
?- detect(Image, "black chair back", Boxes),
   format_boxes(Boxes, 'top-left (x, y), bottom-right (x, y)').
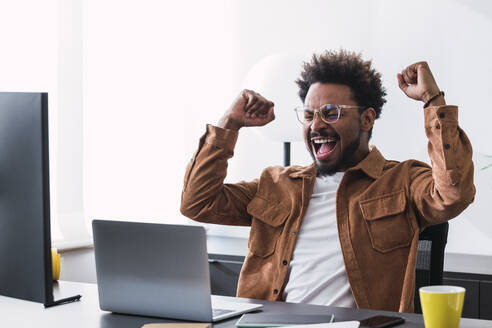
top-left (414, 222), bottom-right (449, 313)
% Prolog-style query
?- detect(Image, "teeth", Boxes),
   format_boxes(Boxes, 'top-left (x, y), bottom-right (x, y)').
top-left (313, 138), bottom-right (337, 144)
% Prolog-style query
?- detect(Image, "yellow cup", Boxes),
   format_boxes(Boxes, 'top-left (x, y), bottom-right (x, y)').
top-left (419, 285), bottom-right (465, 328)
top-left (51, 248), bottom-right (61, 281)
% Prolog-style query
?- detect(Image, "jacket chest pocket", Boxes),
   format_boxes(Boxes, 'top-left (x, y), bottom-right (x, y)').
top-left (359, 190), bottom-right (413, 253)
top-left (247, 196), bottom-right (289, 258)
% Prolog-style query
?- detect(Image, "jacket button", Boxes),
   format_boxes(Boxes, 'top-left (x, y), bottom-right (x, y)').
top-left (439, 113), bottom-right (445, 118)
top-left (444, 144), bottom-right (451, 150)
top-left (282, 260), bottom-right (288, 265)
top-left (273, 289), bottom-right (278, 294)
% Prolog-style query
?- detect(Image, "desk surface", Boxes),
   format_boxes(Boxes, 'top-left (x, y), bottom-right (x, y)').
top-left (2, 281), bottom-right (492, 328)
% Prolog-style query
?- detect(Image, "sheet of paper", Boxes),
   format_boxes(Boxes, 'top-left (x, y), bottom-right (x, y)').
top-left (141, 323), bottom-right (211, 328)
top-left (278, 322), bottom-right (359, 328)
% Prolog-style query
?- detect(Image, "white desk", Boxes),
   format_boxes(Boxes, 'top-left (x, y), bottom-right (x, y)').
top-left (2, 281), bottom-right (492, 328)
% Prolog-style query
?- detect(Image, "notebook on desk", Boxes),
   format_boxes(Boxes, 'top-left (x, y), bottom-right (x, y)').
top-left (92, 220), bottom-right (262, 322)
top-left (235, 314), bottom-right (335, 327)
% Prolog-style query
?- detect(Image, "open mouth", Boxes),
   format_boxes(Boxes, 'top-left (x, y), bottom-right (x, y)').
top-left (311, 136), bottom-right (339, 160)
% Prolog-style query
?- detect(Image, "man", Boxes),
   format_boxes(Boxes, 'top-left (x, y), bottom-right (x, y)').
top-left (180, 50), bottom-right (475, 312)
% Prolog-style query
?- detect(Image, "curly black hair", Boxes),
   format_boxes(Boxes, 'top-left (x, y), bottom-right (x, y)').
top-left (296, 49), bottom-right (387, 121)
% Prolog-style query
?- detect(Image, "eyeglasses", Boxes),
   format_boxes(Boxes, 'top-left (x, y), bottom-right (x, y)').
top-left (294, 104), bottom-right (366, 125)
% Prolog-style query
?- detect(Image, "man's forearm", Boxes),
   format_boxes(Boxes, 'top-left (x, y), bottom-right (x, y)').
top-left (411, 105), bottom-right (475, 228)
top-left (180, 124), bottom-right (256, 226)
top-left (218, 114), bottom-right (242, 131)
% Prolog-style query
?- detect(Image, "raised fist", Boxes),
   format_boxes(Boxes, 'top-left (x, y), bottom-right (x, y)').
top-left (218, 89), bottom-right (275, 130)
top-left (397, 62), bottom-right (442, 104)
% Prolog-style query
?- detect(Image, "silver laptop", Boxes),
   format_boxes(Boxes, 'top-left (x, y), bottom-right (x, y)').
top-left (92, 220), bottom-right (262, 322)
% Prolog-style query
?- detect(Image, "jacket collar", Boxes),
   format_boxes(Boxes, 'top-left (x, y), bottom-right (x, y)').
top-left (288, 146), bottom-right (386, 180)
top-left (288, 163), bottom-right (316, 179)
top-left (348, 145), bottom-right (386, 179)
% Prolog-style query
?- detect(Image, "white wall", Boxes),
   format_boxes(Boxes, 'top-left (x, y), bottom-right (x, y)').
top-left (205, 0), bottom-right (492, 256)
top-left (12, 0), bottom-right (485, 258)
top-left (0, 0), bottom-right (489, 282)
top-left (13, 0), bottom-right (485, 281)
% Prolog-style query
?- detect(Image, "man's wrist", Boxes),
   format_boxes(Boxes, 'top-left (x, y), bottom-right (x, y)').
top-left (427, 94), bottom-right (446, 107)
top-left (421, 88), bottom-right (440, 103)
top-left (218, 115), bottom-right (242, 131)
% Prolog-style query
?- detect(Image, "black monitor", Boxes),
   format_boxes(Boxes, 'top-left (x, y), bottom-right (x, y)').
top-left (0, 92), bottom-right (80, 307)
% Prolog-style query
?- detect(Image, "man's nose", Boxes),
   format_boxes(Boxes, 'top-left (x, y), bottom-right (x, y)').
top-left (311, 111), bottom-right (329, 131)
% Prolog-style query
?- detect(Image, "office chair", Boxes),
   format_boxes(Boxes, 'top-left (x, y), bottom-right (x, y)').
top-left (414, 221), bottom-right (449, 313)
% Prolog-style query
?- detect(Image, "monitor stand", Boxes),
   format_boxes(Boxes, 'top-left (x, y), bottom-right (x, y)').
top-left (45, 281), bottom-right (82, 308)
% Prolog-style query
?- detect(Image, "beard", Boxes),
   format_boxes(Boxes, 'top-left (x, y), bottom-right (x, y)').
top-left (311, 129), bottom-right (361, 177)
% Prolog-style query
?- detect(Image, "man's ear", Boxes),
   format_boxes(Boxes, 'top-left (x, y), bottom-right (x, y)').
top-left (361, 107), bottom-right (376, 132)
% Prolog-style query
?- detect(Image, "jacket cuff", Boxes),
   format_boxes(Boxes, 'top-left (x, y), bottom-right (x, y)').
top-left (424, 105), bottom-right (458, 127)
top-left (205, 124), bottom-right (239, 151)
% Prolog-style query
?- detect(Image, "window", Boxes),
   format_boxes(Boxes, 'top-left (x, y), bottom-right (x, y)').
top-left (83, 0), bottom-right (239, 231)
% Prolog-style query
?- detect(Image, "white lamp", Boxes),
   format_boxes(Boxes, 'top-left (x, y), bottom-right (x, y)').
top-left (243, 53), bottom-right (309, 165)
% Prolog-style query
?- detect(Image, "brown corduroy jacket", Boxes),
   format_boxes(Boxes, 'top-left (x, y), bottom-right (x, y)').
top-left (180, 105), bottom-right (475, 313)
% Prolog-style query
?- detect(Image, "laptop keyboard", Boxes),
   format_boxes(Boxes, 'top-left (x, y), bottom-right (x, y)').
top-left (212, 308), bottom-right (235, 317)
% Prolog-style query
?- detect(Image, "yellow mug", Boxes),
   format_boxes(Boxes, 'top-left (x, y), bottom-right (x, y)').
top-left (419, 285), bottom-right (465, 328)
top-left (51, 248), bottom-right (61, 281)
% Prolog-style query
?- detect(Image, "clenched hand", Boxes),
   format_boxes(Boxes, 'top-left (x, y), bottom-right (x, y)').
top-left (218, 89), bottom-right (275, 131)
top-left (397, 62), bottom-right (444, 106)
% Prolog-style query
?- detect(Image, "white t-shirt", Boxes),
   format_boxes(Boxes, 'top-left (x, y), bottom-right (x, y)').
top-left (282, 172), bottom-right (356, 307)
